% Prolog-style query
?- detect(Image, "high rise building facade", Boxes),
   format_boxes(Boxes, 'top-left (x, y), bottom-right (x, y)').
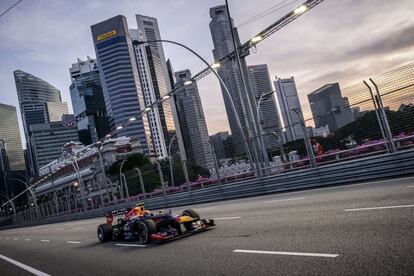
top-left (0, 103), bottom-right (26, 197)
top-left (135, 15), bottom-right (177, 148)
top-left (248, 64), bottom-right (282, 151)
top-left (308, 83), bottom-right (355, 131)
top-left (174, 70), bottom-right (213, 170)
top-left (29, 115), bottom-right (79, 171)
top-left (209, 131), bottom-right (234, 160)
top-left (209, 5), bottom-right (251, 157)
top-left (91, 15), bottom-right (150, 156)
top-left (0, 104), bottom-right (25, 171)
top-left (69, 57), bottom-right (110, 145)
top-left (14, 70), bottom-right (69, 175)
top-left (274, 77), bottom-right (305, 142)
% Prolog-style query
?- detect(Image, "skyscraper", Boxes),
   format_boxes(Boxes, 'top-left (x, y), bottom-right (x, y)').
top-left (14, 70), bottom-right (69, 175)
top-left (308, 83), bottom-right (354, 131)
top-left (91, 15), bottom-right (149, 156)
top-left (248, 64), bottom-right (281, 151)
top-left (0, 103), bottom-right (26, 196)
top-left (274, 77), bottom-right (305, 142)
top-left (69, 57), bottom-right (110, 145)
top-left (209, 5), bottom-right (250, 157)
top-left (29, 115), bottom-right (79, 170)
top-left (174, 70), bottom-right (214, 170)
top-left (14, 70), bottom-right (68, 137)
top-left (135, 14), bottom-right (177, 148)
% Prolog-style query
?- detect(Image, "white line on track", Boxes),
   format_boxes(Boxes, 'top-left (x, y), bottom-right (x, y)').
top-left (115, 243), bottom-right (146, 247)
top-left (66, 241), bottom-right (81, 244)
top-left (233, 249), bottom-right (339, 258)
top-left (24, 238), bottom-right (31, 241)
top-left (0, 254), bottom-right (51, 276)
top-left (40, 240), bottom-right (50, 242)
top-left (213, 216), bottom-right (241, 220)
top-left (13, 238), bottom-right (18, 241)
top-left (407, 185), bottom-right (414, 188)
top-left (344, 204), bottom-right (414, 212)
top-left (264, 197), bottom-right (305, 204)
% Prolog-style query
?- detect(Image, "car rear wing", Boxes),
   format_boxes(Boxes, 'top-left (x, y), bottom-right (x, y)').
top-left (105, 207), bottom-right (131, 224)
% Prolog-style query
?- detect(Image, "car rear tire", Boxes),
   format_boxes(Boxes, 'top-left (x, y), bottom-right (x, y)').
top-left (97, 224), bottom-right (112, 243)
top-left (182, 209), bottom-right (200, 220)
top-left (138, 219), bottom-right (156, 244)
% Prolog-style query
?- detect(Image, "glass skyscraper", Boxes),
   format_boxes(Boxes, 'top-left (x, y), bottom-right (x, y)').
top-left (14, 70), bottom-right (68, 175)
top-left (69, 57), bottom-right (110, 145)
top-left (91, 15), bottom-right (149, 156)
top-left (174, 70), bottom-right (214, 170)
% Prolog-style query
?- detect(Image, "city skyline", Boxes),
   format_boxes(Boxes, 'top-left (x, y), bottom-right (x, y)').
top-left (1, 0), bottom-right (414, 149)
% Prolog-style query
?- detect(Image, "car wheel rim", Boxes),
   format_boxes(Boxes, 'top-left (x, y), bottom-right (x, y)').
top-left (98, 228), bottom-right (103, 241)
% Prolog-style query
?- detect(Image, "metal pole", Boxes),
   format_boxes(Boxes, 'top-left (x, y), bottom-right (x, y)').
top-left (96, 145), bottom-right (110, 202)
top-left (208, 141), bottom-right (221, 184)
top-left (225, 0), bottom-right (264, 178)
top-left (119, 156), bottom-right (128, 199)
top-left (70, 159), bottom-right (87, 211)
top-left (132, 39), bottom-right (254, 175)
top-left (134, 167), bottom-right (146, 198)
top-left (363, 81), bottom-right (390, 152)
top-left (155, 161), bottom-right (166, 196)
top-left (47, 166), bottom-right (59, 215)
top-left (293, 108), bottom-right (316, 168)
top-left (168, 134), bottom-right (177, 187)
top-left (256, 92), bottom-right (275, 174)
top-left (121, 173), bottom-right (129, 199)
top-left (369, 78), bottom-right (396, 153)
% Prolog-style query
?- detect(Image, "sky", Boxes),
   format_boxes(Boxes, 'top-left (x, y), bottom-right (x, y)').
top-left (1, 0), bottom-right (414, 148)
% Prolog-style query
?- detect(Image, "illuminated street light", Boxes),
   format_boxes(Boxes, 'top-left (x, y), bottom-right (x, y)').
top-left (129, 117), bottom-right (136, 122)
top-left (294, 5), bottom-right (308, 14)
top-left (211, 62), bottom-right (221, 69)
top-left (116, 126), bottom-right (123, 130)
top-left (184, 80), bottom-right (193, 85)
top-left (162, 95), bottom-right (170, 100)
top-left (250, 36), bottom-right (262, 44)
top-left (143, 107), bottom-right (152, 113)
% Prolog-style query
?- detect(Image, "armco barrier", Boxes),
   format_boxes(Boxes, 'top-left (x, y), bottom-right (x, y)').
top-left (3, 148), bottom-right (414, 229)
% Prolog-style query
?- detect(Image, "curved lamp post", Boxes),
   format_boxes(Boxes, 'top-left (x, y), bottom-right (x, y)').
top-left (131, 39), bottom-right (255, 175)
top-left (167, 134), bottom-right (177, 187)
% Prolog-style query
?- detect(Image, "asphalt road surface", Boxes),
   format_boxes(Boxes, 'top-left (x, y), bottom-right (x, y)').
top-left (1, 176), bottom-right (413, 275)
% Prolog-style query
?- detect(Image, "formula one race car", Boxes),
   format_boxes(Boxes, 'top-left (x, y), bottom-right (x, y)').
top-left (97, 203), bottom-right (215, 244)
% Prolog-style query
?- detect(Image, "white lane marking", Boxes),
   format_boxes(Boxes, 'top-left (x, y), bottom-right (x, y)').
top-left (13, 238), bottom-right (18, 241)
top-left (115, 243), bottom-right (146, 247)
top-left (264, 197), bottom-right (305, 204)
top-left (0, 254), bottom-right (51, 276)
top-left (233, 249), bottom-right (339, 258)
top-left (344, 204), bottom-right (414, 212)
top-left (6, 238), bottom-right (10, 240)
top-left (66, 241), bottom-right (81, 244)
top-left (213, 216), bottom-right (241, 220)
top-left (407, 185), bottom-right (414, 188)
top-left (40, 240), bottom-right (50, 242)
top-left (24, 238), bottom-right (31, 241)
top-left (197, 207), bottom-right (215, 210)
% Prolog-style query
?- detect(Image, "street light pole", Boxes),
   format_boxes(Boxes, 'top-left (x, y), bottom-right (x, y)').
top-left (168, 134), bottom-right (177, 187)
top-left (207, 141), bottom-right (221, 184)
top-left (119, 156), bottom-right (129, 199)
top-left (132, 39), bottom-right (255, 177)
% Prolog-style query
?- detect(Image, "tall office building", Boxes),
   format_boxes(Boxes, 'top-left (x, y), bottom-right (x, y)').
top-left (308, 83), bottom-right (354, 131)
top-left (210, 131), bottom-right (234, 160)
top-left (69, 57), bottom-right (110, 145)
top-left (209, 5), bottom-right (253, 157)
top-left (135, 14), bottom-right (177, 148)
top-left (174, 70), bottom-right (213, 170)
top-left (0, 103), bottom-right (26, 196)
top-left (274, 77), bottom-right (305, 142)
top-left (91, 15), bottom-right (150, 156)
top-left (29, 115), bottom-right (79, 170)
top-left (248, 64), bottom-right (281, 151)
top-left (14, 70), bottom-right (68, 175)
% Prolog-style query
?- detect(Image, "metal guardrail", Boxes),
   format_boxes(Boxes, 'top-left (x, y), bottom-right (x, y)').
top-left (2, 148), bottom-right (414, 229)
